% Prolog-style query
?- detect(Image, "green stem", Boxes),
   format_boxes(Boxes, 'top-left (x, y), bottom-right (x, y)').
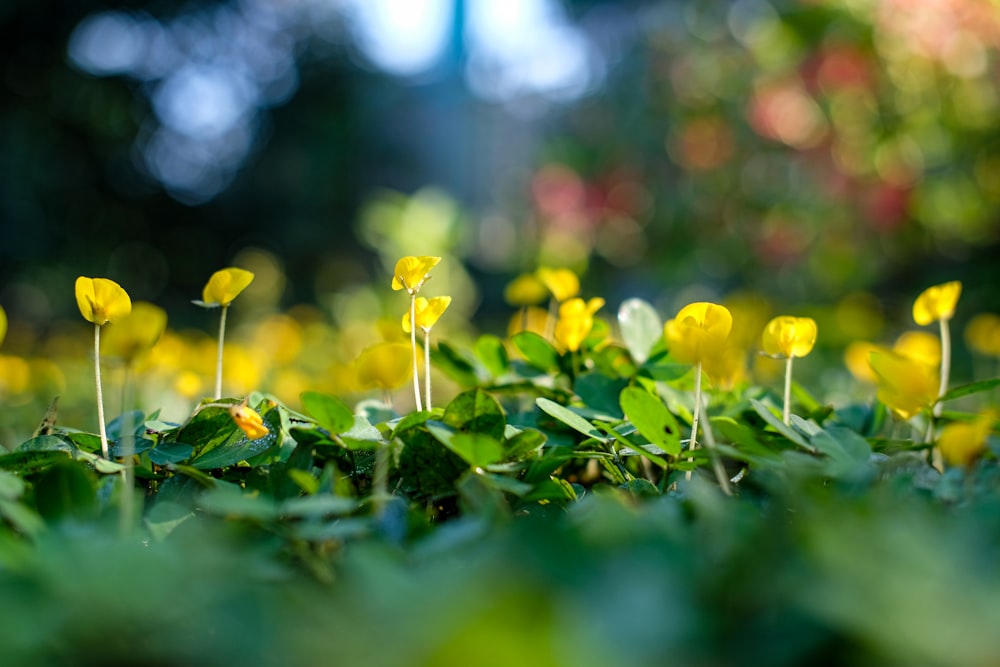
top-left (409, 294), bottom-right (423, 412)
top-left (783, 356), bottom-right (794, 426)
top-left (214, 305), bottom-right (229, 399)
top-left (94, 324), bottom-right (109, 459)
top-left (686, 361), bottom-right (702, 482)
top-left (699, 394), bottom-right (732, 496)
top-left (935, 318), bottom-right (951, 418)
top-left (423, 328), bottom-right (433, 411)
top-left (373, 443), bottom-right (388, 517)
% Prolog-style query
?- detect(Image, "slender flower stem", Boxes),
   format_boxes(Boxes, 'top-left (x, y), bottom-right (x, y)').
top-left (423, 329), bottom-right (433, 411)
top-left (409, 294), bottom-right (423, 412)
top-left (686, 361), bottom-right (703, 482)
top-left (214, 305), bottom-right (229, 399)
top-left (783, 356), bottom-right (794, 425)
top-left (935, 318), bottom-right (951, 418)
top-left (699, 394), bottom-right (732, 496)
top-left (94, 323), bottom-right (109, 459)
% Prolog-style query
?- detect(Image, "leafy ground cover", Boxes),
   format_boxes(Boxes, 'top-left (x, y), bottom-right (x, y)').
top-left (0, 262), bottom-right (999, 666)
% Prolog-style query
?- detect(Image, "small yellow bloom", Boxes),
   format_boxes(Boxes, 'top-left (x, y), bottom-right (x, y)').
top-left (702, 344), bottom-right (747, 390)
top-left (0, 305), bottom-right (6, 348)
top-left (664, 302), bottom-right (733, 365)
top-left (201, 267), bottom-right (255, 307)
top-left (553, 297), bottom-right (604, 352)
top-left (504, 273), bottom-right (549, 306)
top-left (229, 401), bottom-right (270, 440)
top-left (392, 256), bottom-right (441, 294)
top-left (536, 267), bottom-right (580, 302)
top-left (102, 301), bottom-right (168, 362)
top-left (355, 342), bottom-right (413, 391)
top-left (761, 316), bottom-right (817, 359)
top-left (966, 313), bottom-right (1000, 357)
top-left (869, 349), bottom-right (939, 420)
top-left (913, 281), bottom-right (961, 326)
top-left (893, 331), bottom-right (941, 368)
top-left (939, 412), bottom-right (995, 467)
top-left (844, 341), bottom-right (886, 384)
top-left (402, 296), bottom-right (452, 333)
top-left (75, 277), bottom-right (132, 326)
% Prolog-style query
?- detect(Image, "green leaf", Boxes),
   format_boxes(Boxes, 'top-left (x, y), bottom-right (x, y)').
top-left (15, 435), bottom-right (73, 453)
top-left (0, 450), bottom-right (71, 474)
top-left (300, 391), bottom-right (355, 434)
top-left (576, 372), bottom-right (627, 419)
top-left (33, 461), bottom-right (97, 521)
top-left (432, 341), bottom-right (480, 389)
top-left (750, 398), bottom-right (816, 453)
top-left (475, 334), bottom-right (509, 377)
top-left (0, 498), bottom-right (44, 536)
top-left (287, 469), bottom-right (320, 495)
top-left (188, 404), bottom-right (282, 469)
top-left (536, 398), bottom-right (607, 443)
top-left (617, 298), bottom-right (662, 364)
top-left (428, 423), bottom-right (504, 467)
top-left (0, 470), bottom-right (25, 500)
top-left (442, 389), bottom-right (506, 440)
top-left (474, 470), bottom-right (533, 496)
top-left (503, 428), bottom-right (546, 460)
top-left (619, 386), bottom-right (681, 456)
top-left (106, 410), bottom-right (146, 439)
top-left (147, 442), bottom-right (195, 465)
top-left (710, 416), bottom-right (777, 459)
top-left (278, 495), bottom-right (358, 517)
top-left (512, 331), bottom-right (559, 372)
top-left (198, 485), bottom-right (278, 521)
top-left (939, 378), bottom-right (1000, 403)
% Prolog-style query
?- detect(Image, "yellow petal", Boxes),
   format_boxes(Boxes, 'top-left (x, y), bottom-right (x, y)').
top-left (965, 313), bottom-right (1000, 357)
top-left (938, 412), bottom-right (995, 467)
top-left (844, 341), bottom-right (886, 384)
top-left (355, 342), bottom-right (413, 391)
top-left (202, 267), bottom-right (255, 307)
top-left (913, 281), bottom-right (961, 325)
top-left (893, 331), bottom-right (941, 368)
top-left (663, 302), bottom-right (733, 365)
top-left (554, 297), bottom-right (597, 352)
top-left (0, 305), bottom-right (6, 349)
top-left (504, 273), bottom-right (548, 306)
top-left (761, 316), bottom-right (817, 358)
top-left (402, 296), bottom-right (451, 333)
top-left (229, 402), bottom-right (270, 440)
top-left (536, 267), bottom-right (580, 302)
top-left (392, 256), bottom-right (441, 293)
top-left (102, 301), bottom-right (168, 361)
top-left (75, 277), bottom-right (132, 325)
top-left (869, 350), bottom-right (939, 420)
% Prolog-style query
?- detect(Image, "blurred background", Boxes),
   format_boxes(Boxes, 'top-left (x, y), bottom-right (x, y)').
top-left (2, 0), bottom-right (1000, 438)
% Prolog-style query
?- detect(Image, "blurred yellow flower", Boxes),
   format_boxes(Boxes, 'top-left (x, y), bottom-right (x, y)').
top-left (201, 267), bottom-right (255, 307)
top-left (536, 267), bottom-right (580, 302)
top-left (355, 342), bottom-right (413, 391)
top-left (702, 344), bottom-right (747, 390)
top-left (938, 412), bottom-right (995, 467)
top-left (508, 306), bottom-right (550, 336)
top-left (554, 297), bottom-right (604, 352)
top-left (392, 256), bottom-right (441, 294)
top-left (664, 302), bottom-right (733, 365)
top-left (893, 331), bottom-right (941, 368)
top-left (0, 305), bottom-right (6, 348)
top-left (75, 277), bottom-right (132, 325)
top-left (966, 313), bottom-right (1000, 357)
top-left (102, 301), bottom-right (167, 362)
top-left (913, 281), bottom-right (961, 325)
top-left (844, 341), bottom-right (885, 384)
top-left (869, 349), bottom-right (939, 419)
top-left (504, 273), bottom-right (548, 306)
top-left (402, 296), bottom-right (452, 333)
top-left (229, 401), bottom-right (269, 440)
top-left (761, 316), bottom-right (817, 358)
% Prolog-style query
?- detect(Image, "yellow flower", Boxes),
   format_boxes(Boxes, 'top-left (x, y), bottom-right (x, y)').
top-left (913, 281), bottom-right (961, 326)
top-left (844, 341), bottom-right (885, 384)
top-left (939, 412), bottom-right (995, 467)
top-left (402, 296), bottom-right (452, 333)
top-left (536, 267), bottom-right (580, 302)
top-left (702, 344), bottom-right (747, 390)
top-left (508, 306), bottom-right (550, 336)
top-left (201, 267), bottom-right (255, 307)
top-left (664, 302), bottom-right (733, 365)
top-left (869, 349), bottom-right (939, 420)
top-left (761, 316), bottom-right (817, 358)
top-left (392, 256), bottom-right (441, 294)
top-left (355, 342), bottom-right (413, 391)
top-left (102, 301), bottom-right (168, 362)
top-left (229, 401), bottom-right (270, 440)
top-left (75, 277), bottom-right (132, 326)
top-left (504, 273), bottom-right (549, 306)
top-left (554, 297), bottom-right (604, 352)
top-left (893, 331), bottom-right (941, 368)
top-left (0, 305), bottom-right (6, 348)
top-left (966, 313), bottom-right (1000, 357)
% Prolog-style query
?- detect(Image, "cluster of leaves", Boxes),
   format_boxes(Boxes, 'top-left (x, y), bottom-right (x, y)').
top-left (0, 297), bottom-right (999, 665)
